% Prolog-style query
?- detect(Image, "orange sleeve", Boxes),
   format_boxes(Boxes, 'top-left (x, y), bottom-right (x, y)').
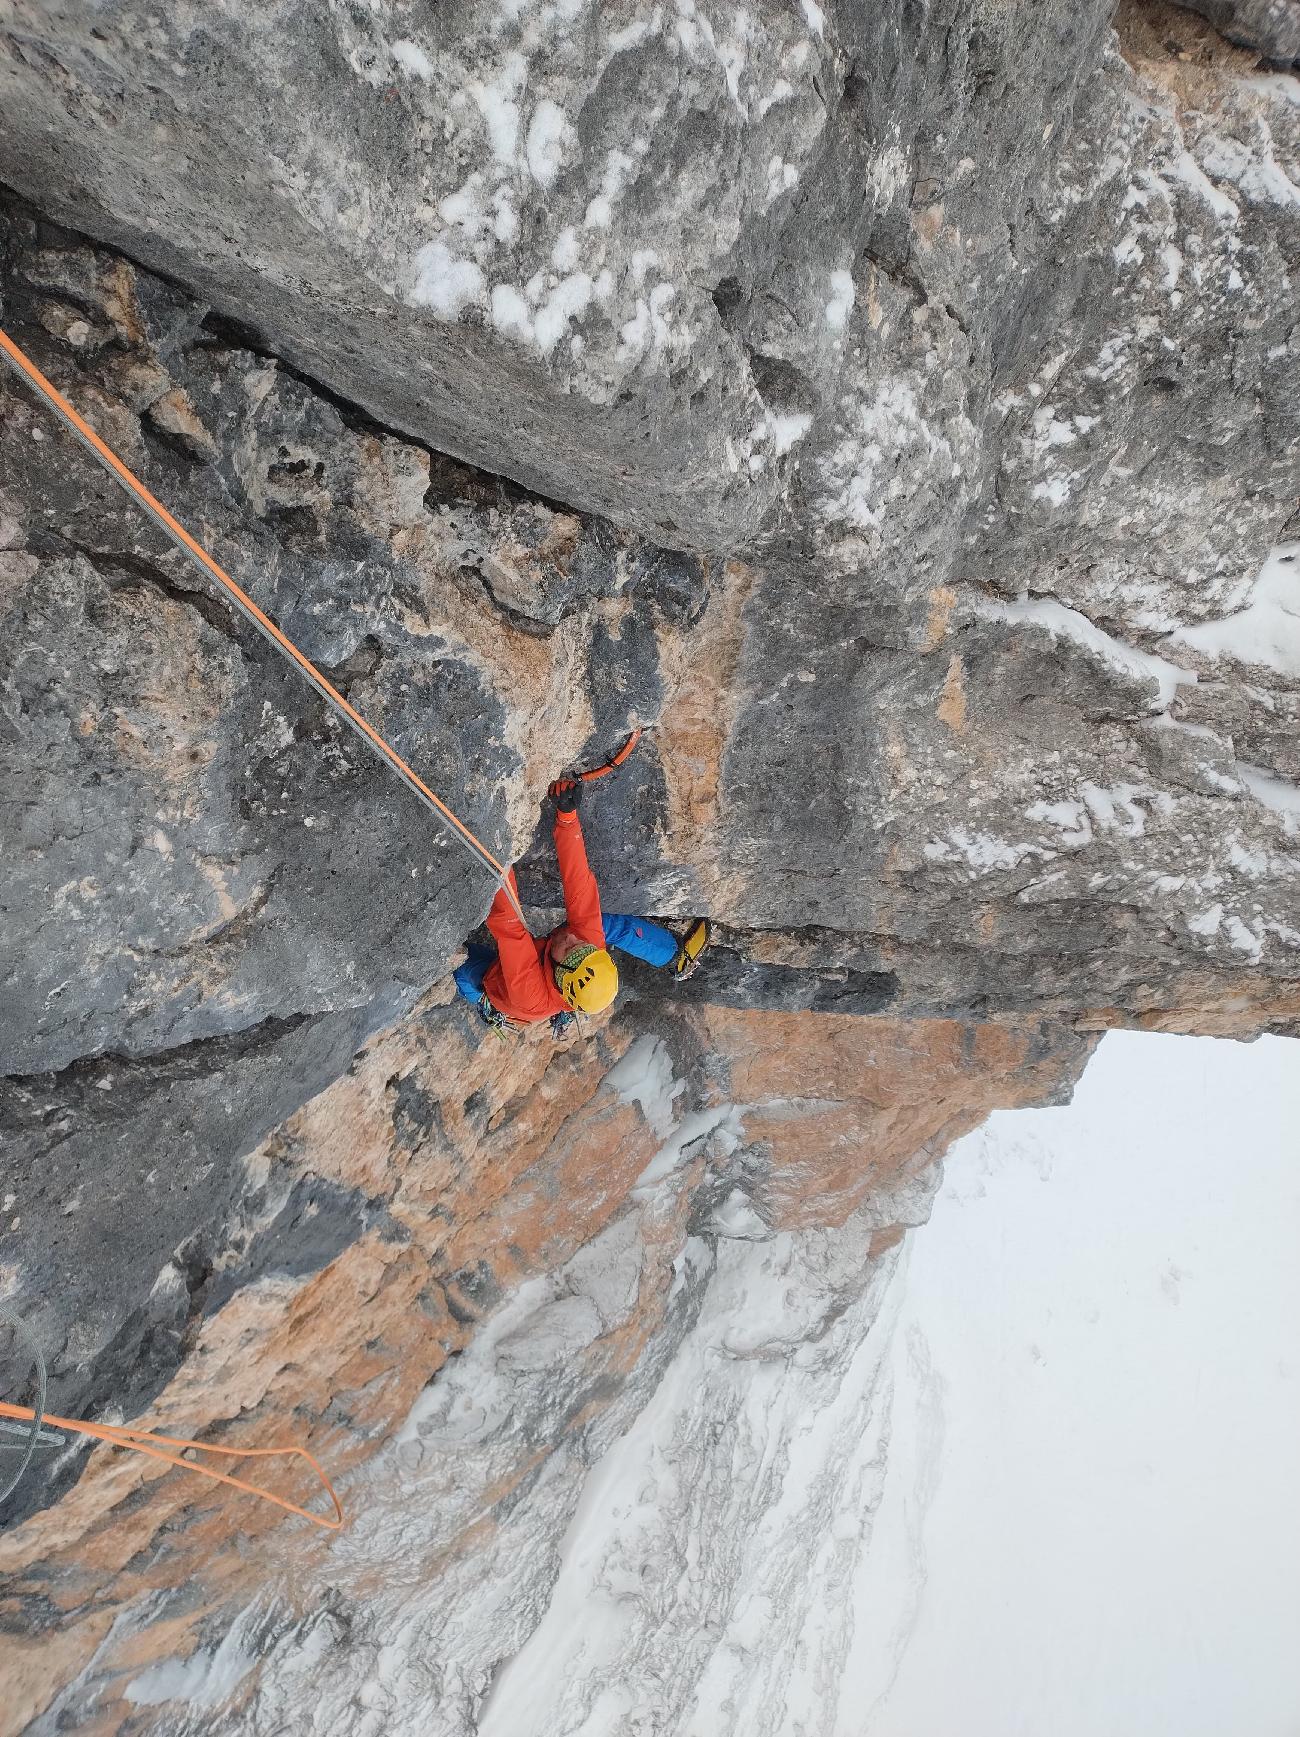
top-left (485, 872), bottom-right (553, 1017)
top-left (553, 811), bottom-right (605, 947)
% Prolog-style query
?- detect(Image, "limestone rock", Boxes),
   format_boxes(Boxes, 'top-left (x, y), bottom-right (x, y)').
top-left (0, 0), bottom-right (1298, 1725)
top-left (0, 997), bottom-right (1092, 1732)
top-left (1175, 0), bottom-right (1300, 61)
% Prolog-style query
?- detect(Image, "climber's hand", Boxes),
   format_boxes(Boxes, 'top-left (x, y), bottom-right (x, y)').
top-left (549, 777), bottom-right (582, 813)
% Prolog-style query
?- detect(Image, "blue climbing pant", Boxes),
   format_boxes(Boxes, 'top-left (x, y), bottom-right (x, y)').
top-left (600, 913), bottom-right (679, 967)
top-left (454, 942), bottom-right (496, 1005)
top-left (454, 915), bottom-right (677, 1006)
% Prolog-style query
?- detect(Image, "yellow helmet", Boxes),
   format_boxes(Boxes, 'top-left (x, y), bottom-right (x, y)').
top-left (557, 947), bottom-right (619, 1013)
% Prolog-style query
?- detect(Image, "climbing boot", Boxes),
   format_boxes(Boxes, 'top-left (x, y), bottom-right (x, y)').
top-left (672, 918), bottom-right (711, 981)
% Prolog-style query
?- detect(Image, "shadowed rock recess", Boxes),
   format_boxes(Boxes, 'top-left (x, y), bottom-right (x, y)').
top-left (0, 0), bottom-right (1296, 1729)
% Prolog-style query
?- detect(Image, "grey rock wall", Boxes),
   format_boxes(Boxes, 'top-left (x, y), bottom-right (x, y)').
top-left (0, 0), bottom-right (1117, 548)
top-left (0, 0), bottom-right (1298, 1568)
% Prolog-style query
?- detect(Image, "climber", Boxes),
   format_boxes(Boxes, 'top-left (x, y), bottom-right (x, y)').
top-left (454, 778), bottom-right (709, 1036)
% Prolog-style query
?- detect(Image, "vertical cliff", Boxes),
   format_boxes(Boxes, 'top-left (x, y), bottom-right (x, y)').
top-left (0, 0), bottom-right (1297, 1727)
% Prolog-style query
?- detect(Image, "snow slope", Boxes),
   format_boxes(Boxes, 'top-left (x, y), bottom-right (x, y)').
top-left (842, 1030), bottom-right (1300, 1737)
top-left (479, 1230), bottom-right (905, 1737)
top-left (84, 1032), bottom-right (1298, 1737)
top-left (484, 1032), bottom-right (1300, 1737)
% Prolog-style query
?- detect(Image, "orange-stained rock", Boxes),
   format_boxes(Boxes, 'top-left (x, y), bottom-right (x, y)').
top-left (700, 1008), bottom-right (1091, 1229)
top-left (0, 988), bottom-right (1092, 1733)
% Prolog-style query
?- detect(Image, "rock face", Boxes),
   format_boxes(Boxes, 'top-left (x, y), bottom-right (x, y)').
top-left (1176, 0), bottom-right (1300, 61)
top-left (0, 995), bottom-right (1092, 1734)
top-left (8, 0), bottom-right (1294, 1025)
top-left (0, 0), bottom-right (1298, 1728)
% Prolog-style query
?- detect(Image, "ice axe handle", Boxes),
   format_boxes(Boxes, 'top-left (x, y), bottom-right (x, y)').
top-left (577, 727), bottom-right (644, 782)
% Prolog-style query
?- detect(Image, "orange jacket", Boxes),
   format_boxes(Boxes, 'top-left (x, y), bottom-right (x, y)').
top-left (483, 810), bottom-right (606, 1024)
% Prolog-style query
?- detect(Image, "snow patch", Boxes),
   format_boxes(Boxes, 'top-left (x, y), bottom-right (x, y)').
top-left (1237, 764), bottom-right (1300, 836)
top-left (551, 226), bottom-right (581, 272)
top-left (127, 1607), bottom-right (263, 1709)
top-left (1032, 476), bottom-right (1072, 508)
top-left (707, 1189), bottom-right (772, 1241)
top-left (975, 594), bottom-right (1196, 711)
top-left (1222, 914), bottom-right (1263, 960)
top-left (765, 155), bottom-right (799, 203)
top-left (526, 99), bottom-right (569, 187)
top-left (496, 1295), bottom-right (603, 1371)
top-left (635, 1104), bottom-right (744, 1192)
top-left (471, 54), bottom-right (526, 165)
top-left (758, 77), bottom-right (795, 118)
top-left (397, 1271), bottom-right (555, 1450)
top-left (1199, 130), bottom-right (1300, 210)
top-left (1079, 781), bottom-right (1172, 839)
top-left (923, 829), bottom-right (1044, 874)
top-left (608, 18), bottom-right (654, 53)
top-left (491, 283), bottom-right (534, 344)
top-left (534, 273), bottom-right (594, 354)
top-left (605, 1036), bottom-right (683, 1137)
top-left (1026, 799), bottom-right (1092, 848)
top-left (767, 412), bottom-right (813, 456)
top-left (1166, 150), bottom-right (1240, 222)
top-left (438, 180), bottom-right (485, 237)
top-left (819, 380), bottom-right (952, 533)
top-left (409, 242), bottom-right (485, 319)
top-left (617, 281), bottom-right (676, 361)
top-left (585, 148), bottom-right (635, 229)
top-left (1171, 545), bottom-right (1300, 678)
top-left (391, 39), bottom-right (433, 80)
top-left (825, 269), bottom-right (855, 333)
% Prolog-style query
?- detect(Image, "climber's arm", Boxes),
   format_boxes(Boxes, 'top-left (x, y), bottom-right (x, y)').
top-left (553, 809), bottom-right (605, 948)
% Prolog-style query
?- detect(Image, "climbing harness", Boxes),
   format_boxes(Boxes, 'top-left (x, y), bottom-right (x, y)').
top-left (476, 991), bottom-right (520, 1041)
top-left (0, 1395), bottom-right (343, 1530)
top-left (0, 327), bottom-right (525, 925)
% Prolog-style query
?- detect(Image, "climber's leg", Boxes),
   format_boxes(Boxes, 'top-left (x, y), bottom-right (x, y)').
top-left (601, 913), bottom-right (680, 968)
top-left (454, 942), bottom-right (496, 1003)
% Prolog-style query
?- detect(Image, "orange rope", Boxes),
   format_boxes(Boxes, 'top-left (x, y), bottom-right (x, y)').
top-left (0, 1399), bottom-right (343, 1531)
top-left (0, 325), bottom-right (525, 923)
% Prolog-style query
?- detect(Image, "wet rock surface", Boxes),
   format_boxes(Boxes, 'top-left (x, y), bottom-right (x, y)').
top-left (0, 0), bottom-right (1297, 1728)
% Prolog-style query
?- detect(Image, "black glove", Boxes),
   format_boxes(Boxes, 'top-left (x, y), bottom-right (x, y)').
top-left (549, 777), bottom-right (582, 813)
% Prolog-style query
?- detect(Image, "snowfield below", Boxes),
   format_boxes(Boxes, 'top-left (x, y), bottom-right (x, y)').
top-left (481, 1031), bottom-right (1300, 1737)
top-left (98, 1032), bottom-right (1299, 1737)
